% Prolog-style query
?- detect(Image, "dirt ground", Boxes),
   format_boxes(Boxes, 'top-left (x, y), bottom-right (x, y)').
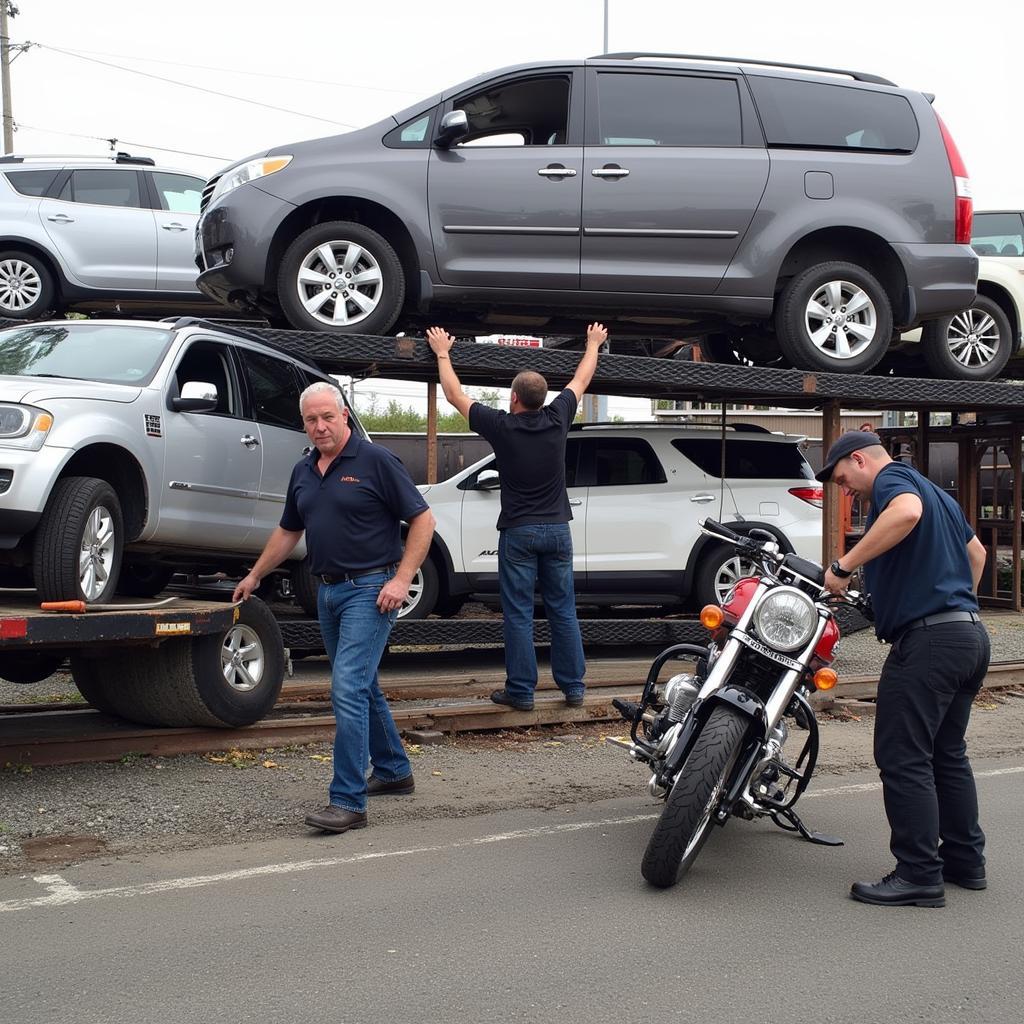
top-left (2, 690), bottom-right (1023, 877)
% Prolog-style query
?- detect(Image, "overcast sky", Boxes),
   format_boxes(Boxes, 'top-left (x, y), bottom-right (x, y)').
top-left (7, 0), bottom-right (1022, 418)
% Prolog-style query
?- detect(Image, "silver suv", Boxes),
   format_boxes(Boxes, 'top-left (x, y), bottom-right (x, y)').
top-left (0, 317), bottom-right (361, 605)
top-left (197, 52), bottom-right (977, 377)
top-left (0, 153), bottom-right (210, 320)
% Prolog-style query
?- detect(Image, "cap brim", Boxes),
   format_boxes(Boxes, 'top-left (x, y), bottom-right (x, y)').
top-left (815, 462), bottom-right (836, 484)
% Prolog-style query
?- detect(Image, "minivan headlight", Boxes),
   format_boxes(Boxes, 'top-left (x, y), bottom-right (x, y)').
top-left (210, 156), bottom-right (293, 204)
top-left (752, 587), bottom-right (817, 652)
top-left (0, 404), bottom-right (53, 451)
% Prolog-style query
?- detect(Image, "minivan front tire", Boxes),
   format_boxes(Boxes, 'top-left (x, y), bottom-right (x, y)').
top-left (775, 261), bottom-right (892, 375)
top-left (277, 221), bottom-right (405, 335)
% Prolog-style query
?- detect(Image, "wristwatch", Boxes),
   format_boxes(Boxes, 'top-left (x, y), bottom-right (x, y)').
top-left (829, 560), bottom-right (853, 579)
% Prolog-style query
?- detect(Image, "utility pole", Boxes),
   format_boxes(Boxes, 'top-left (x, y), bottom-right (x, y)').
top-left (0, 2), bottom-right (16, 155)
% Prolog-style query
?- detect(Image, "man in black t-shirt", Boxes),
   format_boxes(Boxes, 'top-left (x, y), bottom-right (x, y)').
top-left (819, 431), bottom-right (989, 908)
top-left (426, 323), bottom-right (608, 711)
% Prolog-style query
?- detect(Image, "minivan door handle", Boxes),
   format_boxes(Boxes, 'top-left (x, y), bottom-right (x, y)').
top-left (537, 165), bottom-right (577, 178)
top-left (592, 165), bottom-right (629, 178)
top-left (47, 213), bottom-right (75, 223)
top-left (240, 434), bottom-right (260, 449)
top-left (690, 494), bottom-right (716, 504)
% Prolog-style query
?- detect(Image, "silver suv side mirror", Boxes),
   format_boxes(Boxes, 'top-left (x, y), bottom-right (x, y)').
top-left (434, 109), bottom-right (469, 149)
top-left (172, 380), bottom-right (218, 413)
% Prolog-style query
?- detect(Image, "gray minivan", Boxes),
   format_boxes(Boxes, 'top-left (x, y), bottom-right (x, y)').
top-left (196, 53), bottom-right (978, 376)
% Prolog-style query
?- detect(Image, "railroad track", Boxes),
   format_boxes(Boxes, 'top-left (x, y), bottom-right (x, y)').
top-left (3, 661), bottom-right (1022, 769)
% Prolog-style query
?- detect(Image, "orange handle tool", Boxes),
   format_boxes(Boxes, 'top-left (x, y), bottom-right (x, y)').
top-left (40, 600), bottom-right (88, 613)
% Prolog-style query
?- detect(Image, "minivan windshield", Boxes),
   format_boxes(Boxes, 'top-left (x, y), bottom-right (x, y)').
top-left (0, 324), bottom-right (175, 385)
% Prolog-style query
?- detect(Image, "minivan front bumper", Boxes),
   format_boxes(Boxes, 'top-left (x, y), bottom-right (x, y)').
top-left (893, 243), bottom-right (978, 327)
top-left (196, 185), bottom-right (295, 313)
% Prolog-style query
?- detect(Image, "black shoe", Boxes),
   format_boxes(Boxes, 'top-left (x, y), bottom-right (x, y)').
top-left (942, 867), bottom-right (987, 890)
top-left (564, 690), bottom-right (585, 707)
top-left (304, 805), bottom-right (368, 834)
top-left (367, 774), bottom-right (415, 796)
top-left (490, 689), bottom-right (534, 711)
top-left (850, 870), bottom-right (945, 908)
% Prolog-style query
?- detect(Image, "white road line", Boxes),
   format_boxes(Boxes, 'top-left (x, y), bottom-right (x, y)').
top-left (2, 765), bottom-right (1020, 915)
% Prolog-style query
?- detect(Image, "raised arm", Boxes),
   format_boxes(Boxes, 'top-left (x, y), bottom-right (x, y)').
top-left (566, 322), bottom-right (609, 404)
top-left (426, 327), bottom-right (475, 420)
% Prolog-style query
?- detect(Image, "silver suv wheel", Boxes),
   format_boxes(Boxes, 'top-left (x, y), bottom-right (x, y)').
top-left (295, 240), bottom-right (383, 327)
top-left (0, 258), bottom-right (43, 313)
top-left (221, 622), bottom-right (264, 692)
top-left (803, 280), bottom-right (877, 360)
top-left (79, 504), bottom-right (117, 602)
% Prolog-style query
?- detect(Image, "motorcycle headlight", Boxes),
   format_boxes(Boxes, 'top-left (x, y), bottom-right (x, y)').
top-left (0, 404), bottom-right (53, 451)
top-left (209, 156), bottom-right (293, 204)
top-left (752, 587), bottom-right (817, 652)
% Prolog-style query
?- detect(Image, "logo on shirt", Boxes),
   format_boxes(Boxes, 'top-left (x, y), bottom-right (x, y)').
top-left (339, 475), bottom-right (361, 483)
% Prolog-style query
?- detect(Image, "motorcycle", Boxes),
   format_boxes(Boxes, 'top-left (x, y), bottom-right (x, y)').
top-left (611, 518), bottom-right (870, 889)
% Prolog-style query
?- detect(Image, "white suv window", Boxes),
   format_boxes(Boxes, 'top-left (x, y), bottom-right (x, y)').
top-left (583, 437), bottom-right (667, 486)
top-left (672, 438), bottom-right (813, 479)
top-left (971, 213), bottom-right (1024, 257)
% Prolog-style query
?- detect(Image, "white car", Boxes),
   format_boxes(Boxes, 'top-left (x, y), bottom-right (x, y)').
top-left (402, 422), bottom-right (823, 618)
top-left (899, 210), bottom-right (1024, 379)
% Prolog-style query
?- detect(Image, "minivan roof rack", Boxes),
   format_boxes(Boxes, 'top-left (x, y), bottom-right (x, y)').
top-left (0, 151), bottom-right (157, 166)
top-left (589, 52), bottom-right (897, 87)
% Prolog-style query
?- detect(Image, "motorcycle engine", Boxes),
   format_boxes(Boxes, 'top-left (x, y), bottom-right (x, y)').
top-left (662, 672), bottom-right (700, 723)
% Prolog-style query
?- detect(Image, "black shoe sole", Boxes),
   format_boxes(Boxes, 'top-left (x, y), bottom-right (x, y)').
top-left (368, 785), bottom-right (415, 797)
top-left (850, 890), bottom-right (945, 908)
top-left (490, 695), bottom-right (534, 711)
top-left (304, 817), bottom-right (368, 834)
top-left (943, 875), bottom-right (987, 890)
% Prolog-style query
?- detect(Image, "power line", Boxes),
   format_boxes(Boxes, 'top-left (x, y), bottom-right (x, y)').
top-left (35, 44), bottom-right (357, 129)
top-left (27, 42), bottom-right (419, 96)
top-left (14, 121), bottom-right (231, 161)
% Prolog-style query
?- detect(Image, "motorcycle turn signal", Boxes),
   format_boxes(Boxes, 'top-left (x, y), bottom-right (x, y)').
top-left (813, 668), bottom-right (838, 690)
top-left (700, 605), bottom-right (725, 630)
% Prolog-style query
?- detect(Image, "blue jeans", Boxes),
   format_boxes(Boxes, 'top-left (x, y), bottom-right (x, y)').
top-left (317, 569), bottom-right (412, 813)
top-left (498, 523), bottom-right (585, 704)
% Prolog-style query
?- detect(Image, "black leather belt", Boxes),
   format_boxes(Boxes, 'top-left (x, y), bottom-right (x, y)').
top-left (898, 610), bottom-right (980, 638)
top-left (318, 564), bottom-right (395, 585)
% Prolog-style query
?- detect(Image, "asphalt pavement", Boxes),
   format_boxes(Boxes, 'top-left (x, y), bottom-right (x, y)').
top-left (2, 759), bottom-right (1021, 1024)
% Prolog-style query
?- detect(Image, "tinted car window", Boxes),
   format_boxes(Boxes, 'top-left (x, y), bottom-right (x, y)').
top-left (239, 348), bottom-right (304, 430)
top-left (971, 212), bottom-right (1024, 256)
top-left (151, 172), bottom-right (204, 214)
top-left (174, 341), bottom-right (238, 416)
top-left (591, 438), bottom-right (667, 486)
top-left (4, 169), bottom-right (59, 196)
top-left (595, 73), bottom-right (742, 146)
top-left (454, 75), bottom-right (570, 146)
top-left (747, 76), bottom-right (919, 152)
top-left (673, 438), bottom-right (814, 480)
top-left (67, 169), bottom-right (143, 208)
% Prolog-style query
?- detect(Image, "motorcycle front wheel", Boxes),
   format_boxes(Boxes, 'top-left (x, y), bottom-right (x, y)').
top-left (641, 705), bottom-right (748, 888)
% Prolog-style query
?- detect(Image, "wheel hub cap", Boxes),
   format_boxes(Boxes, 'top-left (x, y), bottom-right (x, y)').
top-left (296, 240), bottom-right (384, 327)
top-left (804, 280), bottom-right (877, 361)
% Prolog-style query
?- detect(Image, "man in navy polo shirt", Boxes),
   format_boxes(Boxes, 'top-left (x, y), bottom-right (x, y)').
top-left (425, 323), bottom-right (608, 712)
top-left (234, 382), bottom-right (435, 834)
top-left (819, 431), bottom-right (989, 907)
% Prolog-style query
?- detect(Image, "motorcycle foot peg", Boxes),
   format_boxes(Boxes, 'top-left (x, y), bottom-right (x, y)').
top-left (612, 698), bottom-right (641, 722)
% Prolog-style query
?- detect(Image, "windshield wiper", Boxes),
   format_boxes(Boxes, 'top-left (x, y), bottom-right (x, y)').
top-left (26, 373), bottom-right (86, 380)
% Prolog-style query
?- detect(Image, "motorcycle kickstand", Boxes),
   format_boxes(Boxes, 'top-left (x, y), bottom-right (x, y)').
top-left (770, 807), bottom-right (844, 847)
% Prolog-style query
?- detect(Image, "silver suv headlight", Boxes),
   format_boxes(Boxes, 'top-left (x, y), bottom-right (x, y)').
top-left (752, 587), bottom-right (817, 652)
top-left (0, 403), bottom-right (54, 451)
top-left (210, 156), bottom-right (292, 204)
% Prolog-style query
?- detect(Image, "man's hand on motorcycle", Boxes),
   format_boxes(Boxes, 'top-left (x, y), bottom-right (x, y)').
top-left (823, 567), bottom-right (852, 595)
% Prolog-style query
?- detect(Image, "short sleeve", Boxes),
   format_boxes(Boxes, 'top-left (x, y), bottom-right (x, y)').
top-left (376, 448), bottom-right (430, 522)
top-left (549, 389), bottom-right (578, 430)
top-left (279, 464), bottom-right (305, 531)
top-left (872, 465), bottom-right (921, 513)
top-left (469, 401), bottom-right (503, 442)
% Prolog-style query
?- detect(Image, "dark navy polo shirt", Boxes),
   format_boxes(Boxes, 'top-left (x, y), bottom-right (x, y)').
top-left (279, 433), bottom-right (429, 575)
top-left (862, 462), bottom-right (977, 641)
top-left (468, 389), bottom-right (577, 530)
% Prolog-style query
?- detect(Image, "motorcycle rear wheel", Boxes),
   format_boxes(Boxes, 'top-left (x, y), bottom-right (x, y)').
top-left (641, 705), bottom-right (748, 888)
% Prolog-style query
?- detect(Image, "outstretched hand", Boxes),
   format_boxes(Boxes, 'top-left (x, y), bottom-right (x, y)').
top-left (426, 326), bottom-right (455, 356)
top-left (586, 322), bottom-right (608, 347)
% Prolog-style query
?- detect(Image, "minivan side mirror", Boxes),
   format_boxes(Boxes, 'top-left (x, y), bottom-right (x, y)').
top-left (476, 468), bottom-right (500, 490)
top-left (434, 109), bottom-right (469, 149)
top-left (172, 380), bottom-right (218, 413)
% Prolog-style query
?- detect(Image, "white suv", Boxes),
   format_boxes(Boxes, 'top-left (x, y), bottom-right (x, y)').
top-left (404, 422), bottom-right (822, 618)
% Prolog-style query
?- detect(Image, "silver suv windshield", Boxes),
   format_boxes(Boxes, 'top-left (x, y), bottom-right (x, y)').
top-left (0, 324), bottom-right (175, 385)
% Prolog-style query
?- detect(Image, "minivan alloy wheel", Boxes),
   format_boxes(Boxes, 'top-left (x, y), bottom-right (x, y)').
top-left (803, 280), bottom-right (877, 360)
top-left (295, 240), bottom-right (383, 326)
top-left (0, 258), bottom-right (43, 312)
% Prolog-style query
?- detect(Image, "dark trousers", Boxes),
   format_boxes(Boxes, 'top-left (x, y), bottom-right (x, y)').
top-left (874, 620), bottom-right (990, 884)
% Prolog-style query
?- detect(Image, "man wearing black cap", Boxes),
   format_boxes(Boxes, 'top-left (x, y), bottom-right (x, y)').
top-left (818, 431), bottom-right (989, 908)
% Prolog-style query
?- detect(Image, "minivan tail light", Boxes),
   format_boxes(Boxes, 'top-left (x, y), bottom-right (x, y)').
top-left (789, 486), bottom-right (823, 508)
top-left (935, 112), bottom-right (973, 245)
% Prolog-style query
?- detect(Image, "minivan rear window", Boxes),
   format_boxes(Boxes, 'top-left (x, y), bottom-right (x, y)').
top-left (673, 438), bottom-right (814, 480)
top-left (747, 76), bottom-right (919, 152)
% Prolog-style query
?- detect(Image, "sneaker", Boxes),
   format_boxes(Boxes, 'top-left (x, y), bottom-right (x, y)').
top-left (564, 690), bottom-right (586, 707)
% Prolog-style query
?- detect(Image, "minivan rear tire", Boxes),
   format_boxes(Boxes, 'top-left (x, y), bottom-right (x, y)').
top-left (775, 261), bottom-right (892, 375)
top-left (277, 221), bottom-right (405, 335)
